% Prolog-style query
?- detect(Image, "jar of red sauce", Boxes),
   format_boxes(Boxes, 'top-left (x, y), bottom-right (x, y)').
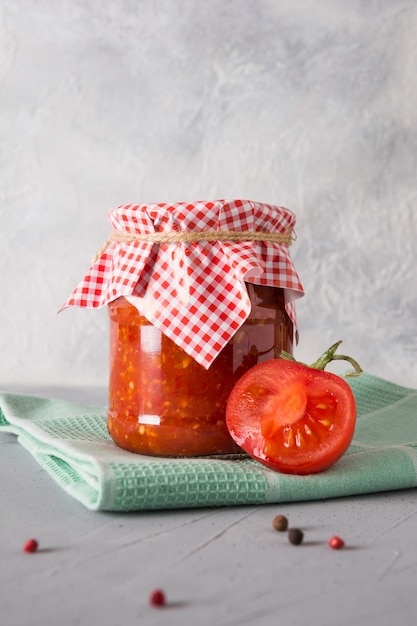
top-left (107, 283), bottom-right (293, 456)
top-left (62, 199), bottom-right (304, 457)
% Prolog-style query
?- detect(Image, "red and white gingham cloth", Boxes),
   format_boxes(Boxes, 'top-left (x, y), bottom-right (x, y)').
top-left (62, 199), bottom-right (304, 369)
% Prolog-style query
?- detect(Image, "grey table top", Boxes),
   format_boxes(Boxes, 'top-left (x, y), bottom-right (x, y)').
top-left (1, 386), bottom-right (417, 626)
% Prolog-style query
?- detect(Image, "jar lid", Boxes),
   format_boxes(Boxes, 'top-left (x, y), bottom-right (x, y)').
top-left (62, 199), bottom-right (304, 368)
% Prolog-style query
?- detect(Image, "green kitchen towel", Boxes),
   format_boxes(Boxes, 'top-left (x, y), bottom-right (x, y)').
top-left (1, 372), bottom-right (416, 511)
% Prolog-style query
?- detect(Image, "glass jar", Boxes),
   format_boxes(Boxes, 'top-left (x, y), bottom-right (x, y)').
top-left (107, 283), bottom-right (293, 457)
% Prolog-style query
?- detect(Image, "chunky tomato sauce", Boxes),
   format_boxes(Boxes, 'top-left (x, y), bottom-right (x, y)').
top-left (107, 284), bottom-right (293, 456)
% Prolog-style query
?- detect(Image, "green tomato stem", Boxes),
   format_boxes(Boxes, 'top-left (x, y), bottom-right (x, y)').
top-left (279, 341), bottom-right (363, 378)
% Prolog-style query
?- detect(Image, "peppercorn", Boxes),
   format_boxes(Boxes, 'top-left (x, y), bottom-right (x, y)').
top-left (288, 528), bottom-right (304, 545)
top-left (328, 535), bottom-right (345, 550)
top-left (23, 539), bottom-right (39, 553)
top-left (272, 514), bottom-right (288, 532)
top-left (149, 589), bottom-right (166, 607)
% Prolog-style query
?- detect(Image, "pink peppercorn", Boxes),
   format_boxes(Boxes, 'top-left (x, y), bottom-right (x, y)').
top-left (149, 589), bottom-right (166, 607)
top-left (328, 535), bottom-right (345, 549)
top-left (23, 539), bottom-right (39, 553)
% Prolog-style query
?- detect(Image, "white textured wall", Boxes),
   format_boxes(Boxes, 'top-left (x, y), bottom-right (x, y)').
top-left (1, 0), bottom-right (416, 390)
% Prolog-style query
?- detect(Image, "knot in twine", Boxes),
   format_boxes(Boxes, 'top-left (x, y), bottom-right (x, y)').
top-left (92, 228), bottom-right (295, 264)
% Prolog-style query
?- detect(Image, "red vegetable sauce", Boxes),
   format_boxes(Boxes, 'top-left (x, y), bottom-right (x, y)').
top-left (107, 283), bottom-right (293, 456)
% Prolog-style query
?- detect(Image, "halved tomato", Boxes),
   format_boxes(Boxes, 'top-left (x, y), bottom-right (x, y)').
top-left (225, 358), bottom-right (357, 475)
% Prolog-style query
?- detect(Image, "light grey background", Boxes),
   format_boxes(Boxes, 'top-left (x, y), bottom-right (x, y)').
top-left (1, 0), bottom-right (416, 391)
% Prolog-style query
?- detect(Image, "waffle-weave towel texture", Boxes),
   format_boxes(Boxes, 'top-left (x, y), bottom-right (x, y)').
top-left (1, 373), bottom-right (416, 511)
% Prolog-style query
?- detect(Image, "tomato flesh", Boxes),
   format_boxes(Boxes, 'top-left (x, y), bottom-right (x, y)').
top-left (225, 359), bottom-right (356, 474)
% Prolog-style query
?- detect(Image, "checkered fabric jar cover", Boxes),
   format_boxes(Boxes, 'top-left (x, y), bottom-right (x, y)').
top-left (62, 199), bottom-right (304, 369)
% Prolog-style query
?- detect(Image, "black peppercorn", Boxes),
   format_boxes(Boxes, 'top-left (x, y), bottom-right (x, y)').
top-left (288, 528), bottom-right (304, 545)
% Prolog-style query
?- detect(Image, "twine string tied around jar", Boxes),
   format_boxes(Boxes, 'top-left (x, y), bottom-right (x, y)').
top-left (92, 228), bottom-right (295, 264)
